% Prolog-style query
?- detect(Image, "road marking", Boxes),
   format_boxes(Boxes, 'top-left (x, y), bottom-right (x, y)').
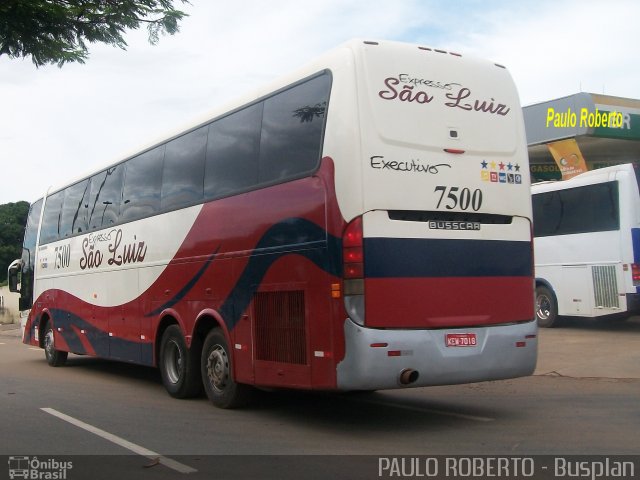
top-left (28, 348), bottom-right (41, 351)
top-left (0, 342), bottom-right (6, 345)
top-left (41, 408), bottom-right (197, 474)
top-left (356, 398), bottom-right (494, 422)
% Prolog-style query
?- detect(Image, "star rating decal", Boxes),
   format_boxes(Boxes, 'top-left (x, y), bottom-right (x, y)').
top-left (479, 160), bottom-right (523, 185)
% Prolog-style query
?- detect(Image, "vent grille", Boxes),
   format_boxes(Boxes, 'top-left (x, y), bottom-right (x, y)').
top-left (254, 290), bottom-right (307, 365)
top-left (592, 265), bottom-right (619, 309)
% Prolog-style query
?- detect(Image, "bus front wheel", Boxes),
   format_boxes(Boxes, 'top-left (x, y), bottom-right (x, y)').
top-left (43, 322), bottom-right (68, 367)
top-left (201, 328), bottom-right (252, 409)
top-left (536, 285), bottom-right (558, 328)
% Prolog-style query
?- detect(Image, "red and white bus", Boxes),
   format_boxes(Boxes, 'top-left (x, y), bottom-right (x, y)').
top-left (9, 40), bottom-right (537, 408)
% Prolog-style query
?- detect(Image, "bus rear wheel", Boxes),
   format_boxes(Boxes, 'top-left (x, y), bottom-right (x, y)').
top-left (43, 322), bottom-right (68, 367)
top-left (201, 328), bottom-right (252, 409)
top-left (535, 285), bottom-right (558, 328)
top-left (159, 325), bottom-right (202, 398)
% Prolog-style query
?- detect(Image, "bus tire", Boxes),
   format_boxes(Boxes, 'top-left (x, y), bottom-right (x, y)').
top-left (201, 328), bottom-right (252, 409)
top-left (159, 325), bottom-right (202, 398)
top-left (44, 322), bottom-right (68, 367)
top-left (536, 285), bottom-right (558, 328)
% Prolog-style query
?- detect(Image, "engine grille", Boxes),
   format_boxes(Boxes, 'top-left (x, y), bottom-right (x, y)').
top-left (592, 265), bottom-right (619, 309)
top-left (254, 290), bottom-right (307, 365)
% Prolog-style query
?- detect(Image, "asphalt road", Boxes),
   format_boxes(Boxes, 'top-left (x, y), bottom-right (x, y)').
top-left (1, 317), bottom-right (639, 479)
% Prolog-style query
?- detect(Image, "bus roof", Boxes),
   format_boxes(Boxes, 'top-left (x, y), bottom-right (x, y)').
top-left (532, 163), bottom-right (638, 194)
top-left (42, 39), bottom-right (515, 199)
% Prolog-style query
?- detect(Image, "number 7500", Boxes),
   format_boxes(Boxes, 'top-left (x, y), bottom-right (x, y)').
top-left (434, 186), bottom-right (483, 211)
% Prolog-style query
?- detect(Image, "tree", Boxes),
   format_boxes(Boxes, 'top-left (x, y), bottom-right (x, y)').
top-left (0, 201), bottom-right (30, 283)
top-left (0, 0), bottom-right (189, 67)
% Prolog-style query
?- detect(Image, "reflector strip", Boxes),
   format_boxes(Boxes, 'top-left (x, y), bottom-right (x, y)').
top-left (387, 350), bottom-right (413, 356)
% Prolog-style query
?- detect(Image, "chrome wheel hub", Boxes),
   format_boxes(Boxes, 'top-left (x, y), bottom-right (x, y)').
top-left (164, 340), bottom-right (183, 384)
top-left (536, 294), bottom-right (551, 320)
top-left (206, 345), bottom-right (229, 393)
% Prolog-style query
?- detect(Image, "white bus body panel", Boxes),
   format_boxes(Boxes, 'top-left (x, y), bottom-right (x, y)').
top-left (533, 164), bottom-right (640, 318)
top-left (34, 206), bottom-right (202, 307)
top-left (355, 42), bottom-right (529, 219)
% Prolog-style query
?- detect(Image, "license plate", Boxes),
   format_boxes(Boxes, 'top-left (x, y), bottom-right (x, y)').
top-left (445, 333), bottom-right (477, 347)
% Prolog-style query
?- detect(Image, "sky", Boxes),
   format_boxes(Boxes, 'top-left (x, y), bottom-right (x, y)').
top-left (1, 0), bottom-right (639, 204)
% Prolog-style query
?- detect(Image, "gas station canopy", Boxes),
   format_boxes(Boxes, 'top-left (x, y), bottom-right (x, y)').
top-left (524, 93), bottom-right (640, 181)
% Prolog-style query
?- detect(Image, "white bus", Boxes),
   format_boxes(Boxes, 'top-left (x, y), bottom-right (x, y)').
top-left (533, 163), bottom-right (640, 327)
top-left (9, 39), bottom-right (536, 408)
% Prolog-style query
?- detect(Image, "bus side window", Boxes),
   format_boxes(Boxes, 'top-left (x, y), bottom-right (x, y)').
top-left (60, 179), bottom-right (90, 237)
top-left (40, 191), bottom-right (64, 245)
top-left (161, 126), bottom-right (207, 211)
top-left (533, 182), bottom-right (620, 238)
top-left (533, 191), bottom-right (561, 237)
top-left (205, 103), bottom-right (262, 199)
top-left (258, 74), bottom-right (331, 183)
top-left (88, 165), bottom-right (125, 230)
top-left (121, 146), bottom-right (165, 223)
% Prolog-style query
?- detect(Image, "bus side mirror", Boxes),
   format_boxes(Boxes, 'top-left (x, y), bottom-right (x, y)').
top-left (7, 259), bottom-right (21, 293)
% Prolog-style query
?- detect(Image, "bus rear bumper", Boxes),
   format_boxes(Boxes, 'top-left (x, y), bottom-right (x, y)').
top-left (336, 318), bottom-right (538, 391)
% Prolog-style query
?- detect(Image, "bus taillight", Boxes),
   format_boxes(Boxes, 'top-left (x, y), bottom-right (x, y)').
top-left (343, 216), bottom-right (363, 279)
top-left (632, 263), bottom-right (640, 286)
top-left (343, 216), bottom-right (365, 325)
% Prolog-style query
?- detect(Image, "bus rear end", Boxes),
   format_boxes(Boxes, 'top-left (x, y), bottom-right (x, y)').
top-left (336, 41), bottom-right (536, 390)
